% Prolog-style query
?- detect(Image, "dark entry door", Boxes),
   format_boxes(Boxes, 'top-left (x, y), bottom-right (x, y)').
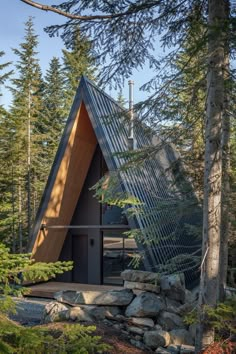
top-left (72, 234), bottom-right (88, 283)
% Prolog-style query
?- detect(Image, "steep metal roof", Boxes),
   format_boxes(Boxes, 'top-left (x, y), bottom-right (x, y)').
top-left (80, 77), bottom-right (202, 284)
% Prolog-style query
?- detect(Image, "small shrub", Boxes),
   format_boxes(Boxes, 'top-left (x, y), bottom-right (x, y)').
top-left (202, 338), bottom-right (236, 354)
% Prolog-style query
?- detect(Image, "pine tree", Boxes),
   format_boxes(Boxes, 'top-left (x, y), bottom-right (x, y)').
top-left (9, 17), bottom-right (45, 250)
top-left (42, 56), bottom-right (67, 166)
top-left (62, 31), bottom-right (96, 113)
top-left (0, 52), bottom-right (14, 249)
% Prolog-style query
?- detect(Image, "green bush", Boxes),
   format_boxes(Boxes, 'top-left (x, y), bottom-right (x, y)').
top-left (0, 317), bottom-right (110, 354)
top-left (184, 297), bottom-right (236, 339)
top-left (0, 243), bottom-right (111, 353)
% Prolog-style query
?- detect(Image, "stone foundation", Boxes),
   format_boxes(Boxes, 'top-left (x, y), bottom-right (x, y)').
top-left (42, 270), bottom-right (197, 353)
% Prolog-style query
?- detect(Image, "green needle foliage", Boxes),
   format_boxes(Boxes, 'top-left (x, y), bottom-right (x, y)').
top-left (62, 30), bottom-right (96, 114)
top-left (0, 317), bottom-right (110, 354)
top-left (0, 244), bottom-right (110, 353)
top-left (0, 243), bottom-right (73, 313)
top-left (184, 297), bottom-right (236, 338)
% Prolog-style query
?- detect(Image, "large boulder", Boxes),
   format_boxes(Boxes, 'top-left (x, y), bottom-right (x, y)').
top-left (42, 301), bottom-right (69, 323)
top-left (124, 280), bottom-right (160, 293)
top-left (79, 305), bottom-right (121, 321)
top-left (121, 270), bottom-right (161, 284)
top-left (157, 311), bottom-right (185, 331)
top-left (125, 292), bottom-right (165, 317)
top-left (160, 274), bottom-right (186, 303)
top-left (170, 329), bottom-right (193, 346)
top-left (54, 289), bottom-right (134, 306)
top-left (144, 330), bottom-right (171, 349)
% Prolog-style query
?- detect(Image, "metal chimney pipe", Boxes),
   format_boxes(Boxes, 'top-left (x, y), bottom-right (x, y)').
top-left (128, 80), bottom-right (135, 149)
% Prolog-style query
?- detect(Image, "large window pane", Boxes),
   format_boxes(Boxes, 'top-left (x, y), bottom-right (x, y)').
top-left (103, 230), bottom-right (124, 285)
top-left (103, 230), bottom-right (143, 285)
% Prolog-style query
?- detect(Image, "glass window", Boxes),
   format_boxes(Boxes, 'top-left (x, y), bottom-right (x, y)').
top-left (103, 230), bottom-right (142, 285)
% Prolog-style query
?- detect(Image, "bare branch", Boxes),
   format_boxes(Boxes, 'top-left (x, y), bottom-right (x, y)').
top-left (20, 0), bottom-right (148, 21)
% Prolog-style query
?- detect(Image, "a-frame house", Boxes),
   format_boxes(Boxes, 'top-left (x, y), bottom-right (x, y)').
top-left (29, 77), bottom-right (201, 286)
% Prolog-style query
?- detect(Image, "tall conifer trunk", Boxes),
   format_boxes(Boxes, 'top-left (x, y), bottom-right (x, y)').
top-left (27, 86), bottom-right (31, 241)
top-left (219, 0), bottom-right (230, 302)
top-left (18, 181), bottom-right (23, 253)
top-left (196, 0), bottom-right (226, 351)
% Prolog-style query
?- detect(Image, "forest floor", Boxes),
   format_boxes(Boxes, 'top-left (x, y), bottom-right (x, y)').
top-left (35, 321), bottom-right (148, 353)
top-left (93, 322), bottom-right (148, 353)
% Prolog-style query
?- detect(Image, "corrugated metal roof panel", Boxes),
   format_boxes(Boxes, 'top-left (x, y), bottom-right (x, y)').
top-left (81, 77), bottom-right (201, 284)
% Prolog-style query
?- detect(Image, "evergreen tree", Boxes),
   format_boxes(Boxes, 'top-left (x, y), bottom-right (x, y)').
top-left (43, 56), bottom-right (66, 165)
top-left (9, 17), bottom-right (45, 250)
top-left (0, 52), bottom-right (14, 249)
top-left (62, 31), bottom-right (96, 113)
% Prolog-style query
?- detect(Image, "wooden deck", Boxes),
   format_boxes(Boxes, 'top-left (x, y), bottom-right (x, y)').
top-left (26, 281), bottom-right (123, 299)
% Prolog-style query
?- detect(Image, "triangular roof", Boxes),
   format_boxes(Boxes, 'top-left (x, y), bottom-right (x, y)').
top-left (30, 77), bottom-right (201, 282)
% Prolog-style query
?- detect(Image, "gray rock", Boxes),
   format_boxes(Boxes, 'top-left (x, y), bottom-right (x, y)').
top-left (160, 274), bottom-right (186, 303)
top-left (121, 269), bottom-right (161, 284)
top-left (130, 339), bottom-right (146, 349)
top-left (67, 306), bottom-right (93, 322)
top-left (125, 292), bottom-right (165, 317)
top-left (165, 298), bottom-right (182, 314)
top-left (134, 335), bottom-right (142, 341)
top-left (156, 346), bottom-right (181, 354)
top-left (144, 330), bottom-right (171, 349)
top-left (154, 324), bottom-right (163, 330)
top-left (126, 326), bottom-right (144, 335)
top-left (129, 317), bottom-right (155, 328)
top-left (114, 314), bottom-right (127, 322)
top-left (180, 344), bottom-right (195, 353)
top-left (157, 311), bottom-right (185, 331)
top-left (124, 280), bottom-right (160, 293)
top-left (82, 305), bottom-right (120, 321)
top-left (170, 329), bottom-right (193, 346)
top-left (42, 301), bottom-right (69, 323)
top-left (113, 323), bottom-right (122, 330)
top-left (188, 324), bottom-right (197, 342)
top-left (156, 348), bottom-right (172, 354)
top-left (166, 344), bottom-right (180, 353)
top-left (176, 302), bottom-right (196, 316)
top-left (121, 329), bottom-right (129, 337)
top-left (185, 290), bottom-right (194, 304)
top-left (11, 298), bottom-right (47, 324)
top-left (54, 288), bottom-right (134, 306)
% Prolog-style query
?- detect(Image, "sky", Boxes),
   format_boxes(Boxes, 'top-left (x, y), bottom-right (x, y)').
top-left (0, 0), bottom-right (156, 109)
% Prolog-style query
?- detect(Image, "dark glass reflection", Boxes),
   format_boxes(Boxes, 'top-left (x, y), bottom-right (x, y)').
top-left (103, 230), bottom-right (141, 285)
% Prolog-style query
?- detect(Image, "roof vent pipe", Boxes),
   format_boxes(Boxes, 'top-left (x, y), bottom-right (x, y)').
top-left (128, 80), bottom-right (136, 149)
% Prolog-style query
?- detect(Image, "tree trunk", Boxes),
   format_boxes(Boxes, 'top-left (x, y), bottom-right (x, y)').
top-left (11, 162), bottom-right (16, 253)
top-left (195, 0), bottom-right (226, 351)
top-left (18, 180), bottom-right (23, 253)
top-left (27, 86), bottom-right (31, 241)
top-left (219, 0), bottom-right (230, 302)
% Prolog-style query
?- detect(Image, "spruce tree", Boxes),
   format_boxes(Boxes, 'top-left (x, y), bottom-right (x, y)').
top-left (9, 17), bottom-right (45, 250)
top-left (0, 52), bottom-right (14, 249)
top-left (62, 31), bottom-right (96, 113)
top-left (43, 56), bottom-right (66, 166)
